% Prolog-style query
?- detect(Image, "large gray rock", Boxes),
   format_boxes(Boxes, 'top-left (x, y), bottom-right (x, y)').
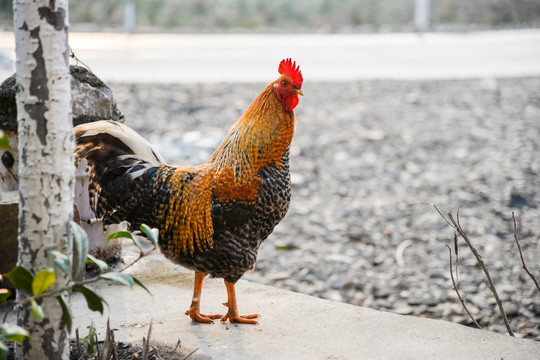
top-left (0, 65), bottom-right (123, 131)
top-left (0, 65), bottom-right (124, 192)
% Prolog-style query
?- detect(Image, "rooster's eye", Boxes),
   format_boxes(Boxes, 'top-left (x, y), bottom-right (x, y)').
top-left (281, 81), bottom-right (288, 87)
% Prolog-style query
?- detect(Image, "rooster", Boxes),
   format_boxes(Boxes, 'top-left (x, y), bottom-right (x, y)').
top-left (75, 59), bottom-right (303, 324)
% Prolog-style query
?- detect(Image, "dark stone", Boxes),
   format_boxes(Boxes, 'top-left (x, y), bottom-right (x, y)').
top-left (0, 65), bottom-right (124, 131)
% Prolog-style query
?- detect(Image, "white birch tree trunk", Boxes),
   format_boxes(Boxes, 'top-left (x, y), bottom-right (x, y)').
top-left (13, 0), bottom-right (72, 359)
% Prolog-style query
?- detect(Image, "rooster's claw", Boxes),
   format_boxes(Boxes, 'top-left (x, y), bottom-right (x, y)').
top-left (185, 308), bottom-right (223, 324)
top-left (221, 311), bottom-right (260, 324)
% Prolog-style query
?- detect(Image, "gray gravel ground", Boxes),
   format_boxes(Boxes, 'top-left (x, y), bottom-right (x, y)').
top-left (110, 77), bottom-right (540, 340)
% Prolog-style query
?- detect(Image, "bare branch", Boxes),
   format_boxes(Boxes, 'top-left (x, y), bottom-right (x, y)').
top-left (119, 247), bottom-right (156, 273)
top-left (111, 330), bottom-right (118, 360)
top-left (95, 331), bottom-right (101, 360)
top-left (142, 319), bottom-right (153, 360)
top-left (183, 348), bottom-right (200, 360)
top-left (168, 339), bottom-right (182, 360)
top-left (445, 244), bottom-right (482, 329)
top-left (69, 45), bottom-right (92, 71)
top-left (512, 212), bottom-right (540, 295)
top-left (75, 328), bottom-right (82, 360)
top-left (102, 318), bottom-right (113, 360)
top-left (432, 204), bottom-right (454, 228)
top-left (453, 231), bottom-right (459, 284)
top-left (447, 210), bottom-right (515, 337)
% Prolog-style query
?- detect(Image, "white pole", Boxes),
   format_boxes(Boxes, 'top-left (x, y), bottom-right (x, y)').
top-left (414, 0), bottom-right (430, 32)
top-left (124, 1), bottom-right (136, 33)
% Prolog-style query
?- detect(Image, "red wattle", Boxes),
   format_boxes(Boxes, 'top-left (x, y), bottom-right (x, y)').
top-left (282, 95), bottom-right (299, 112)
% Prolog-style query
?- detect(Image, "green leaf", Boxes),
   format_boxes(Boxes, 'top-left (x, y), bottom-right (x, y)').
top-left (99, 273), bottom-right (134, 288)
top-left (4, 266), bottom-right (34, 295)
top-left (48, 249), bottom-right (72, 277)
top-left (86, 254), bottom-right (108, 272)
top-left (32, 268), bottom-right (55, 299)
top-left (72, 222), bottom-right (89, 278)
top-left (0, 323), bottom-right (31, 343)
top-left (140, 224), bottom-right (159, 245)
top-left (56, 295), bottom-right (73, 334)
top-left (0, 289), bottom-right (11, 303)
top-left (132, 275), bottom-right (152, 296)
top-left (30, 298), bottom-right (44, 319)
top-left (109, 230), bottom-right (145, 255)
top-left (107, 231), bottom-right (133, 241)
top-left (111, 230), bottom-right (144, 255)
top-left (130, 236), bottom-right (145, 255)
top-left (0, 340), bottom-right (8, 360)
top-left (72, 284), bottom-right (106, 314)
top-left (0, 130), bottom-right (9, 150)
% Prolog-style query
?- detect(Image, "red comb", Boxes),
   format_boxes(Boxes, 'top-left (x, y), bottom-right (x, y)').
top-left (278, 58), bottom-right (303, 88)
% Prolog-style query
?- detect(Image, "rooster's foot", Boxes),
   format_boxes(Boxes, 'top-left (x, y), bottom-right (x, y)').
top-left (221, 312), bottom-right (260, 325)
top-left (185, 307), bottom-right (223, 324)
top-left (221, 280), bottom-right (260, 324)
top-left (220, 304), bottom-right (260, 324)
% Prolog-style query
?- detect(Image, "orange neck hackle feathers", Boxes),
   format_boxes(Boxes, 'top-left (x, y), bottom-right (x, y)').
top-left (210, 58), bottom-right (302, 177)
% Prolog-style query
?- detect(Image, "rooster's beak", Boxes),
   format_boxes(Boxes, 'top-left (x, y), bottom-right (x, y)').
top-left (295, 89), bottom-right (304, 96)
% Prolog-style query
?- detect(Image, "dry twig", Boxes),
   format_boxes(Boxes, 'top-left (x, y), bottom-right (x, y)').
top-left (142, 319), bottom-right (153, 360)
top-left (102, 319), bottom-right (111, 360)
top-left (445, 243), bottom-right (482, 329)
top-left (75, 328), bottom-right (82, 359)
top-left (453, 231), bottom-right (459, 283)
top-left (102, 318), bottom-right (118, 360)
top-left (118, 247), bottom-right (156, 273)
top-left (69, 45), bottom-right (92, 71)
top-left (512, 212), bottom-right (540, 295)
top-left (183, 347), bottom-right (200, 360)
top-left (167, 339), bottom-right (181, 360)
top-left (110, 330), bottom-right (118, 360)
top-left (95, 332), bottom-right (102, 360)
top-left (434, 205), bottom-right (515, 337)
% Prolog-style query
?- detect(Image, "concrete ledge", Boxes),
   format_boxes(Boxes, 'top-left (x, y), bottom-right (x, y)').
top-left (69, 242), bottom-right (540, 360)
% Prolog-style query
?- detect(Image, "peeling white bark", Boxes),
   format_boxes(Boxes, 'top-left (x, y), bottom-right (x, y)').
top-left (14, 0), bottom-right (72, 359)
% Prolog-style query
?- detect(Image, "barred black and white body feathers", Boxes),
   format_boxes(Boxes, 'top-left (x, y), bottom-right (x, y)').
top-left (153, 153), bottom-right (292, 283)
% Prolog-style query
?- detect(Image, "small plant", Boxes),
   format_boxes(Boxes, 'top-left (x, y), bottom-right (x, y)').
top-left (0, 222), bottom-right (158, 359)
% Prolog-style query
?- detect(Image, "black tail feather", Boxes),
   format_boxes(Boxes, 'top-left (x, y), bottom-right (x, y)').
top-left (75, 120), bottom-right (164, 226)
